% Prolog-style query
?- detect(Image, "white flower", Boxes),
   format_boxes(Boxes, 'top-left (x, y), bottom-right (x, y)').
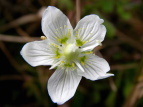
top-left (20, 6), bottom-right (114, 105)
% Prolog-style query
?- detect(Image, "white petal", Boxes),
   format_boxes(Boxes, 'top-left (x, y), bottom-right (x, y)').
top-left (42, 6), bottom-right (73, 44)
top-left (49, 61), bottom-right (60, 70)
top-left (74, 15), bottom-right (106, 51)
top-left (96, 73), bottom-right (114, 80)
top-left (48, 68), bottom-right (82, 105)
top-left (74, 61), bottom-right (84, 72)
top-left (20, 40), bottom-right (54, 67)
top-left (77, 54), bottom-right (110, 81)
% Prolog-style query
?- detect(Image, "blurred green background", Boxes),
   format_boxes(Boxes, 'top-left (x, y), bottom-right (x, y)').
top-left (0, 0), bottom-right (143, 107)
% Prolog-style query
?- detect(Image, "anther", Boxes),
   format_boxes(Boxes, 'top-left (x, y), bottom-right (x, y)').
top-left (40, 36), bottom-right (47, 40)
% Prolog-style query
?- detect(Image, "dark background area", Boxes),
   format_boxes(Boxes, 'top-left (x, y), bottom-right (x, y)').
top-left (0, 0), bottom-right (143, 107)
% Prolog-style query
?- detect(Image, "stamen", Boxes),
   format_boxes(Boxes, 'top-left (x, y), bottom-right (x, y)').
top-left (40, 36), bottom-right (47, 40)
top-left (61, 61), bottom-right (65, 63)
top-left (59, 61), bottom-right (65, 67)
top-left (81, 61), bottom-right (85, 65)
top-left (57, 37), bottom-right (68, 44)
top-left (67, 29), bottom-right (71, 36)
top-left (72, 63), bottom-right (75, 67)
top-left (79, 56), bottom-right (86, 66)
top-left (76, 39), bottom-right (86, 46)
top-left (49, 61), bottom-right (61, 70)
top-left (84, 51), bottom-right (93, 54)
top-left (78, 28), bottom-right (81, 31)
top-left (50, 43), bottom-right (58, 48)
top-left (74, 61), bottom-right (84, 72)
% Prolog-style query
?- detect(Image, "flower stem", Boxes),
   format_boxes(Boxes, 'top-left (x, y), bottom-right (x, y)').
top-left (123, 56), bottom-right (143, 107)
top-left (76, 0), bottom-right (81, 23)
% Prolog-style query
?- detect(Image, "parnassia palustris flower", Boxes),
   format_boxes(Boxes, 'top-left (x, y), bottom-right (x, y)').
top-left (20, 6), bottom-right (114, 105)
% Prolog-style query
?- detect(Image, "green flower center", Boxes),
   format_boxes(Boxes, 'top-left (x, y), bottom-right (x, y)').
top-left (63, 44), bottom-right (79, 61)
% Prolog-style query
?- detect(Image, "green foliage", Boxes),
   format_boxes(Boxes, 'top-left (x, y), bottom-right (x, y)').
top-left (117, 5), bottom-right (132, 20)
top-left (106, 91), bottom-right (117, 107)
top-left (104, 20), bottom-right (116, 39)
top-left (97, 0), bottom-right (115, 13)
top-left (72, 90), bottom-right (84, 107)
top-left (113, 52), bottom-right (123, 60)
top-left (57, 0), bottom-right (74, 10)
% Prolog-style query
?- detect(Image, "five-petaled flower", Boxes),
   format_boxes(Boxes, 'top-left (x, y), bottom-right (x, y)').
top-left (20, 6), bottom-right (114, 105)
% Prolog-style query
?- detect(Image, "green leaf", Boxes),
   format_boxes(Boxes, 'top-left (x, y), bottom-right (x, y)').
top-left (117, 5), bottom-right (132, 20)
top-left (104, 20), bottom-right (116, 39)
top-left (100, 1), bottom-right (114, 13)
top-left (57, 0), bottom-right (74, 10)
